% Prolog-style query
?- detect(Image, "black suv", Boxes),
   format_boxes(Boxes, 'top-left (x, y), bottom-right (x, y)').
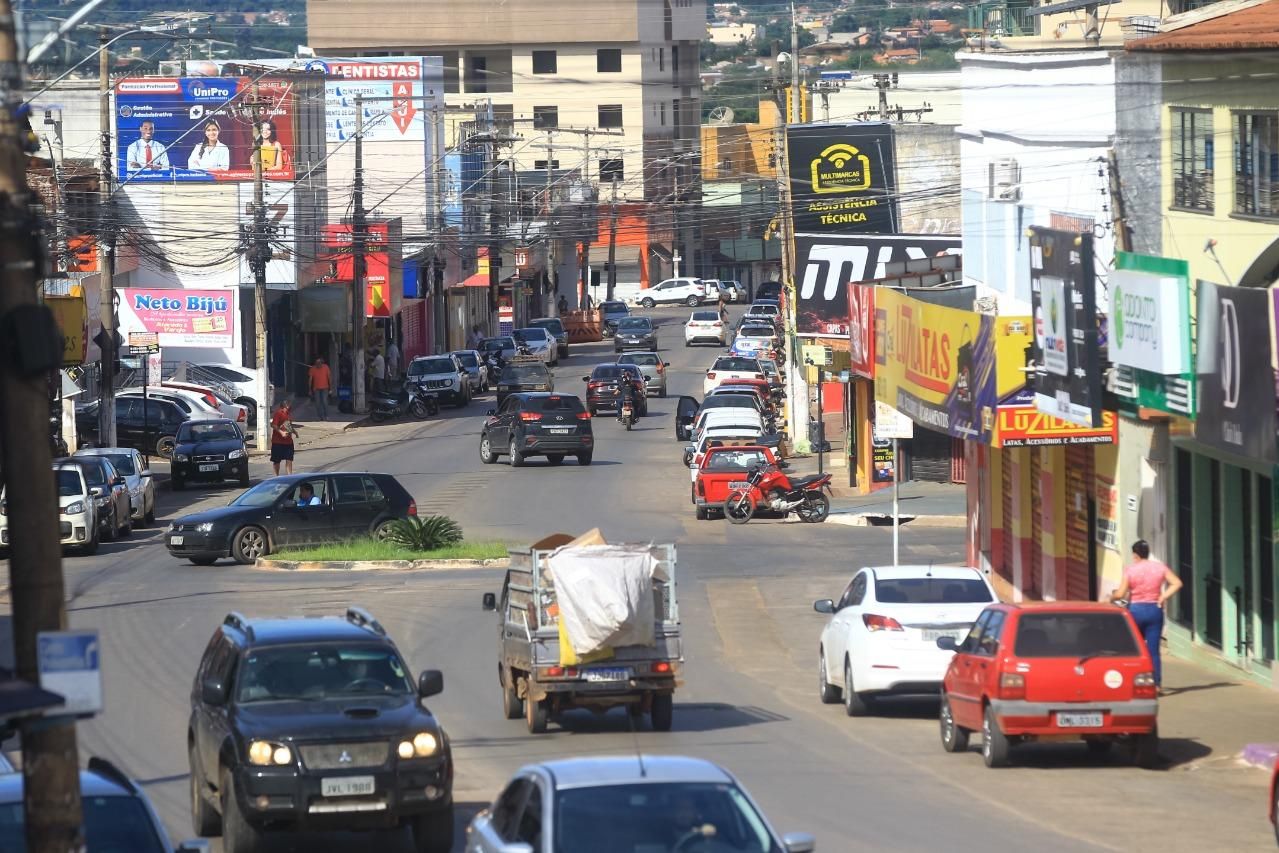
top-left (479, 392), bottom-right (594, 466)
top-left (187, 609), bottom-right (453, 853)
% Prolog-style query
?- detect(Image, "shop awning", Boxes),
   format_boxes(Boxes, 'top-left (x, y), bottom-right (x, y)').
top-left (455, 272), bottom-right (490, 288)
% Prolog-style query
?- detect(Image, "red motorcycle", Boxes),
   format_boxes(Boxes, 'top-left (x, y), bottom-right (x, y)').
top-left (723, 464), bottom-right (832, 524)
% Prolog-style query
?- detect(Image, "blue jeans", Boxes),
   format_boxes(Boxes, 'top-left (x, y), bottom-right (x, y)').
top-left (1129, 603), bottom-right (1164, 686)
top-left (313, 390), bottom-right (328, 420)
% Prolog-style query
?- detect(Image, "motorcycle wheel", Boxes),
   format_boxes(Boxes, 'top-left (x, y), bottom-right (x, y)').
top-left (625, 418), bottom-right (632, 431)
top-left (724, 489), bottom-right (755, 525)
top-left (410, 399), bottom-right (429, 419)
top-left (796, 492), bottom-right (831, 523)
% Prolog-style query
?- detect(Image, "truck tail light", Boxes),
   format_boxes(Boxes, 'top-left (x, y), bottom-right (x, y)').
top-left (652, 661), bottom-right (672, 674)
top-left (862, 614), bottom-right (903, 632)
top-left (543, 666), bottom-right (578, 678)
top-left (999, 673), bottom-right (1026, 700)
top-left (519, 412), bottom-right (543, 422)
top-left (1133, 672), bottom-right (1157, 698)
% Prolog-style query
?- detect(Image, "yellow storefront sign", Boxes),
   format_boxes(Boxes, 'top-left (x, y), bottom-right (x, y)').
top-left (45, 294), bottom-right (87, 366)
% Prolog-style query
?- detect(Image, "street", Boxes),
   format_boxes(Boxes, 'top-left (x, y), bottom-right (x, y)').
top-left (1, 306), bottom-right (1269, 852)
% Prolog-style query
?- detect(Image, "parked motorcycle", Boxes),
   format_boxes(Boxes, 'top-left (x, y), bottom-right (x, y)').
top-left (723, 464), bottom-right (832, 524)
top-left (370, 381), bottom-right (439, 422)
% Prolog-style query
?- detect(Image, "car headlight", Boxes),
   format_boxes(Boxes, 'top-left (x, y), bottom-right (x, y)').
top-left (194, 522), bottom-right (214, 533)
top-left (174, 453), bottom-right (189, 462)
top-left (63, 501), bottom-right (85, 515)
top-left (228, 449), bottom-right (246, 460)
top-left (247, 740), bottom-right (293, 766)
top-left (398, 732), bottom-right (438, 759)
top-left (169, 521), bottom-right (179, 531)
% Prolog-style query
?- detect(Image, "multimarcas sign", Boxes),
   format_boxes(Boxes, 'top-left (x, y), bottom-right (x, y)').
top-left (873, 288), bottom-right (1028, 443)
top-left (786, 122), bottom-right (898, 235)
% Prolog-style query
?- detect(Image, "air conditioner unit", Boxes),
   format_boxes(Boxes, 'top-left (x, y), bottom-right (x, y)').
top-left (988, 157), bottom-right (1021, 202)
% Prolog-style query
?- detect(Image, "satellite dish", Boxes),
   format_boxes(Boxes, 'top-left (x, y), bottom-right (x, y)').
top-left (710, 106), bottom-right (735, 125)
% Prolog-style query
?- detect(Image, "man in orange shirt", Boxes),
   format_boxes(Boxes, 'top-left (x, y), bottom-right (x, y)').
top-left (308, 356), bottom-right (332, 421)
top-left (270, 401), bottom-right (296, 475)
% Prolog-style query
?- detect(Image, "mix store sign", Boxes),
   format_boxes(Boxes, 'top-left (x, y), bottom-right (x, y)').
top-left (860, 285), bottom-right (1116, 447)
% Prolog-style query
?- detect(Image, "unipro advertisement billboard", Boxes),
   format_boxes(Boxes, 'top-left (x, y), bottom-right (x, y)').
top-left (1029, 226), bottom-right (1103, 427)
top-left (786, 122), bottom-right (898, 235)
top-left (794, 234), bottom-right (960, 337)
top-left (1196, 282), bottom-right (1274, 462)
top-left (115, 77), bottom-right (296, 182)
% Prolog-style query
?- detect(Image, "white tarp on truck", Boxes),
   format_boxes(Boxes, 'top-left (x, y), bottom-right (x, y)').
top-left (547, 544), bottom-right (665, 656)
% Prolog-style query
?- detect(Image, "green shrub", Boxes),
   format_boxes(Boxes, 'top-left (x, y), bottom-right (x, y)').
top-left (381, 515), bottom-right (463, 552)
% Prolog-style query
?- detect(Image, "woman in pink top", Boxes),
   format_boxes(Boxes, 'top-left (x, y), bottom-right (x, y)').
top-left (1109, 540), bottom-right (1184, 687)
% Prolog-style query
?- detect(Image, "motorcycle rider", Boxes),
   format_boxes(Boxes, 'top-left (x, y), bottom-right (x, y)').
top-left (617, 373), bottom-right (638, 425)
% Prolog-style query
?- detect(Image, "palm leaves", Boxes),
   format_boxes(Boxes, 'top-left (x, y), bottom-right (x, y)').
top-left (381, 515), bottom-right (464, 552)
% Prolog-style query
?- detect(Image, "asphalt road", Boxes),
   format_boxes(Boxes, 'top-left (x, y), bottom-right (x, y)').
top-left (0, 304), bottom-right (1269, 852)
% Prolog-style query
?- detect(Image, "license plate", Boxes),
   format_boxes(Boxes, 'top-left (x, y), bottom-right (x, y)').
top-left (1056, 712), bottom-right (1104, 728)
top-left (199, 464), bottom-right (219, 472)
top-left (169, 535), bottom-right (184, 546)
top-left (546, 427), bottom-right (572, 434)
top-left (321, 776), bottom-right (375, 797)
top-left (923, 629), bottom-right (964, 642)
top-left (583, 667), bottom-right (631, 683)
top-left (728, 481), bottom-right (750, 489)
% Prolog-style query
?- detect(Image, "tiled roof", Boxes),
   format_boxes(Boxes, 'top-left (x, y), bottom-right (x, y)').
top-left (1129, 0), bottom-right (1279, 50)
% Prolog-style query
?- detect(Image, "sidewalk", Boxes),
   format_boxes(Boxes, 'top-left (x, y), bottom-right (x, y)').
top-left (1158, 654), bottom-right (1279, 776)
top-left (783, 453), bottom-right (968, 528)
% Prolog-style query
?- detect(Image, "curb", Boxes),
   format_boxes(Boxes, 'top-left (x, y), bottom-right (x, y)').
top-left (827, 513), bottom-right (967, 529)
top-left (255, 557), bottom-right (510, 572)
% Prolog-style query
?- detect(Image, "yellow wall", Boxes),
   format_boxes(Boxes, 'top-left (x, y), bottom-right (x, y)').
top-left (701, 99), bottom-right (780, 182)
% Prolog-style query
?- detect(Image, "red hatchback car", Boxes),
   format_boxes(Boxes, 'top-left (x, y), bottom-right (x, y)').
top-left (937, 602), bottom-right (1159, 768)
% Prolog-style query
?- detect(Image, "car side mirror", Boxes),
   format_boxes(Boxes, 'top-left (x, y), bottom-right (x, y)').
top-left (201, 677), bottom-right (228, 706)
top-left (581, 376), bottom-right (590, 382)
top-left (782, 833), bottom-right (817, 853)
top-left (89, 487), bottom-right (102, 497)
top-left (813, 599), bottom-right (835, 614)
top-left (140, 470), bottom-right (153, 478)
top-left (417, 669), bottom-right (444, 698)
top-left (482, 592), bottom-right (496, 611)
top-left (114, 476), bottom-right (126, 487)
top-left (936, 636), bottom-right (959, 652)
top-left (644, 375), bottom-right (654, 382)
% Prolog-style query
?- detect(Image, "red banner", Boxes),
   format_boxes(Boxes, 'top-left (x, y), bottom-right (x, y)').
top-left (322, 223), bottom-right (390, 318)
top-left (848, 284), bottom-right (874, 378)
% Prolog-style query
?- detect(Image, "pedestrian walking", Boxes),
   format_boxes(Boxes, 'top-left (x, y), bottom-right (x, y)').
top-left (386, 339), bottom-right (401, 379)
top-left (369, 348), bottom-right (386, 393)
top-left (1109, 540), bottom-right (1183, 688)
top-left (270, 400), bottom-right (297, 476)
top-left (308, 356), bottom-right (331, 421)
top-left (468, 325), bottom-right (483, 350)
top-left (557, 293), bottom-right (569, 315)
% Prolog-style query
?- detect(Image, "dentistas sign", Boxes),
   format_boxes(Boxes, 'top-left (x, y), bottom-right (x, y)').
top-left (786, 123), bottom-right (898, 235)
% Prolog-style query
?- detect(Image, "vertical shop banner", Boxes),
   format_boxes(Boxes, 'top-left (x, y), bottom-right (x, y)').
top-left (786, 123), bottom-right (898, 235)
top-left (1094, 472), bottom-right (1120, 552)
top-left (795, 234), bottom-right (960, 337)
top-left (873, 289), bottom-right (1028, 442)
top-left (118, 288), bottom-right (235, 348)
top-left (115, 78), bottom-right (296, 182)
top-left (1029, 226), bottom-right (1103, 427)
top-left (848, 284), bottom-right (875, 377)
top-left (1196, 282), bottom-right (1275, 462)
top-left (321, 223), bottom-right (391, 319)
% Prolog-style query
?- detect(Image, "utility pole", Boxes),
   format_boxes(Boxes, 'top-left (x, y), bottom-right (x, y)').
top-left (606, 173), bottom-right (619, 301)
top-left (352, 94), bottom-right (367, 411)
top-left (0, 1), bottom-right (86, 850)
top-left (249, 83), bottom-right (271, 447)
top-left (96, 28), bottom-right (116, 447)
top-left (543, 135), bottom-right (554, 315)
top-left (790, 2), bottom-right (802, 125)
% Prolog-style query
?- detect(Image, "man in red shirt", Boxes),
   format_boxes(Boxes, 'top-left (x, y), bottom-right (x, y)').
top-left (270, 400), bottom-right (296, 475)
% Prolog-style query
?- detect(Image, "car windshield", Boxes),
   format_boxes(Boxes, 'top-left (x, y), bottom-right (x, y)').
top-left (713, 358), bottom-right (760, 372)
top-left (55, 469), bottom-right (83, 496)
top-left (740, 326), bottom-right (773, 338)
top-left (704, 450), bottom-right (768, 471)
top-left (701, 396), bottom-right (756, 410)
top-left (526, 395), bottom-right (586, 413)
top-left (453, 352), bottom-right (479, 368)
top-left (691, 311), bottom-right (720, 322)
top-left (0, 795), bottom-right (168, 853)
top-left (1012, 612), bottom-right (1141, 658)
top-left (530, 319), bottom-right (564, 334)
top-left (235, 644), bottom-right (414, 702)
top-left (874, 576), bottom-right (992, 604)
top-left (501, 365), bottom-right (550, 382)
top-left (555, 781), bottom-right (780, 853)
top-left (79, 463), bottom-right (107, 487)
top-left (620, 354), bottom-right (658, 365)
top-left (408, 358), bottom-right (456, 376)
top-left (592, 366), bottom-right (624, 380)
top-left (480, 338), bottom-right (514, 352)
top-left (617, 318), bottom-right (651, 331)
top-left (178, 422), bottom-right (239, 442)
top-left (601, 302), bottom-right (627, 315)
top-left (516, 328), bottom-right (550, 341)
top-left (231, 479), bottom-right (294, 507)
top-left (101, 454), bottom-right (136, 475)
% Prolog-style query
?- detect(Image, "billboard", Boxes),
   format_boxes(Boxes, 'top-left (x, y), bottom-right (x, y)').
top-left (118, 288), bottom-right (235, 349)
top-left (996, 390), bottom-right (1118, 447)
top-left (1109, 253), bottom-right (1192, 375)
top-left (321, 223), bottom-right (391, 319)
top-left (848, 284), bottom-right (875, 378)
top-left (874, 289), bottom-right (1029, 443)
top-left (795, 234), bottom-right (960, 336)
top-left (787, 123), bottom-right (898, 234)
top-left (1029, 226), bottom-right (1102, 427)
top-left (1195, 282), bottom-right (1274, 462)
top-left (115, 77), bottom-right (296, 182)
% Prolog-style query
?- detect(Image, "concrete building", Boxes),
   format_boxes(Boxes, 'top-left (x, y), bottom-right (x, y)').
top-left (707, 21), bottom-right (758, 44)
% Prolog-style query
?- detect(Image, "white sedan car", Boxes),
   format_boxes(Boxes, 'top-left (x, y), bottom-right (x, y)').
top-left (703, 355), bottom-right (765, 395)
top-left (514, 327), bottom-right (557, 365)
top-left (815, 565), bottom-right (997, 716)
top-left (684, 309), bottom-right (726, 346)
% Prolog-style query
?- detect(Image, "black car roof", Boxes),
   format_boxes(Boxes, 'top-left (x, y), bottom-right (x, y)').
top-left (224, 615), bottom-right (393, 648)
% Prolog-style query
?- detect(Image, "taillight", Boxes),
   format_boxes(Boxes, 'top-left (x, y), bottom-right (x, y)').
top-left (543, 665), bottom-right (578, 678)
top-left (713, 321), bottom-right (722, 327)
top-left (862, 614), bottom-right (903, 632)
top-left (236, 408), bottom-right (246, 421)
top-left (575, 411), bottom-right (591, 420)
top-left (519, 412), bottom-right (542, 422)
top-left (999, 673), bottom-right (1026, 700)
top-left (707, 372), bottom-right (716, 379)
top-left (407, 500), bottom-right (418, 517)
top-left (652, 661), bottom-right (672, 674)
top-left (1133, 672), bottom-right (1157, 698)
top-left (202, 393), bottom-right (217, 407)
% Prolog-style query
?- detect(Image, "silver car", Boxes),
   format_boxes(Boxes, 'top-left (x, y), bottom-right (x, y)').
top-left (617, 351), bottom-right (667, 397)
top-left (465, 755), bottom-right (815, 853)
top-left (75, 447), bottom-right (156, 527)
top-left (452, 349), bottom-right (490, 393)
top-left (514, 327), bottom-right (558, 366)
